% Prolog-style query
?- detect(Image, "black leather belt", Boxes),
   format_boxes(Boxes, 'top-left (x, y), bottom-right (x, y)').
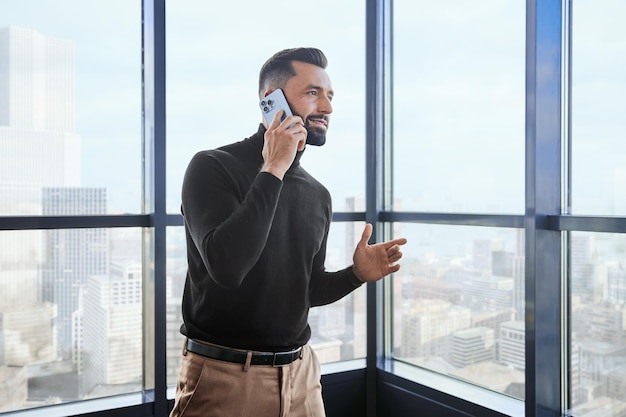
top-left (186, 338), bottom-right (303, 367)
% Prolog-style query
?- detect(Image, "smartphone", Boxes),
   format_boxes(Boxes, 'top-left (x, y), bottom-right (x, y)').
top-left (259, 88), bottom-right (293, 125)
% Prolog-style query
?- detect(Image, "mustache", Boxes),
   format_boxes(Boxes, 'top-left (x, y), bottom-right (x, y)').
top-left (306, 114), bottom-right (328, 123)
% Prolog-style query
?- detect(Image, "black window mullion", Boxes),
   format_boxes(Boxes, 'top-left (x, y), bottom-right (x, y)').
top-left (142, 0), bottom-right (168, 415)
top-left (525, 1), bottom-right (564, 415)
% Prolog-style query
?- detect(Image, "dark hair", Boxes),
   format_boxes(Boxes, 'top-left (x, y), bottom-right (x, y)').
top-left (258, 47), bottom-right (328, 96)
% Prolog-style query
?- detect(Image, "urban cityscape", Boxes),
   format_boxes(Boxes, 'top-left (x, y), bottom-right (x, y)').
top-left (1, 25), bottom-right (625, 417)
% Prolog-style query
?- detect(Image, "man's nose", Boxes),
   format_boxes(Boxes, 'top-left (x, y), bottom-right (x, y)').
top-left (319, 95), bottom-right (333, 114)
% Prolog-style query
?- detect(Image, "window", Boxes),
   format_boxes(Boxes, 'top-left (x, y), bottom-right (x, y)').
top-left (392, 0), bottom-right (525, 214)
top-left (0, 1), bottom-right (142, 414)
top-left (391, 224), bottom-right (525, 397)
top-left (568, 233), bottom-right (626, 415)
top-left (390, 0), bottom-right (526, 404)
top-left (165, 0), bottom-right (366, 213)
top-left (567, 1), bottom-right (626, 414)
top-left (570, 1), bottom-right (626, 217)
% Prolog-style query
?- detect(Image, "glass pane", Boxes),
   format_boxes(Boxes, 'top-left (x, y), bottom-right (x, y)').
top-left (392, 224), bottom-right (525, 398)
top-left (392, 1), bottom-right (525, 214)
top-left (0, 228), bottom-right (143, 413)
top-left (0, 1), bottom-right (142, 215)
top-left (310, 221), bottom-right (367, 363)
top-left (166, 226), bottom-right (186, 386)
top-left (570, 2), bottom-right (626, 216)
top-left (166, 0), bottom-right (365, 214)
top-left (568, 232), bottom-right (626, 416)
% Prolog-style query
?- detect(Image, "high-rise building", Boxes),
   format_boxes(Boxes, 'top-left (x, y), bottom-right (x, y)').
top-left (583, 304), bottom-right (625, 345)
top-left (608, 262), bottom-right (626, 306)
top-left (0, 27), bottom-right (81, 376)
top-left (165, 293), bottom-right (184, 386)
top-left (0, 26), bottom-right (80, 191)
top-left (499, 320), bottom-right (525, 370)
top-left (80, 262), bottom-right (142, 397)
top-left (513, 230), bottom-right (525, 321)
top-left (0, 26), bottom-right (73, 131)
top-left (460, 274), bottom-right (514, 311)
top-left (41, 187), bottom-right (108, 358)
top-left (570, 234), bottom-right (595, 301)
top-left (400, 299), bottom-right (471, 359)
top-left (450, 327), bottom-right (495, 368)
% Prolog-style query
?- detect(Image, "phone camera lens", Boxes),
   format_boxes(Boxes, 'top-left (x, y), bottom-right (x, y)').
top-left (263, 106), bottom-right (269, 112)
top-left (260, 100), bottom-right (266, 106)
top-left (267, 100), bottom-right (274, 106)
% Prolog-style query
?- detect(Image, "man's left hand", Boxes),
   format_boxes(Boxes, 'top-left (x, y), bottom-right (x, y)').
top-left (352, 223), bottom-right (407, 283)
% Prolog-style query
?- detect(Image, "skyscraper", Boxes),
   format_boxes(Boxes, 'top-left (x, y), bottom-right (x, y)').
top-left (0, 26), bottom-right (80, 192)
top-left (79, 262), bottom-right (142, 397)
top-left (0, 27), bottom-right (81, 375)
top-left (41, 187), bottom-right (108, 357)
top-left (0, 26), bottom-right (74, 131)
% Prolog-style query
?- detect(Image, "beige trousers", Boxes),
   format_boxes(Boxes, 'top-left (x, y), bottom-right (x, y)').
top-left (169, 341), bottom-right (326, 417)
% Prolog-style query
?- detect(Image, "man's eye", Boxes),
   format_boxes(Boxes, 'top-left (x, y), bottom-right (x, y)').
top-left (309, 91), bottom-right (317, 96)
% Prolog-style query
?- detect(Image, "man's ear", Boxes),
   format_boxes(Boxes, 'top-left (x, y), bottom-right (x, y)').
top-left (262, 89), bottom-right (274, 98)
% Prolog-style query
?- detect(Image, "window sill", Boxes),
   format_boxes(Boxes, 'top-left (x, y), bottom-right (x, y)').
top-left (380, 359), bottom-right (525, 417)
top-left (6, 391), bottom-right (152, 417)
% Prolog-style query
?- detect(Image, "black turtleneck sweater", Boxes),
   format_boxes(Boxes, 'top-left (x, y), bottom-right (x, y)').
top-left (180, 124), bottom-right (363, 352)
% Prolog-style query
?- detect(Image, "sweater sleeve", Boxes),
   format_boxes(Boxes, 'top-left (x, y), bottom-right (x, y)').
top-left (308, 222), bottom-right (364, 307)
top-left (181, 151), bottom-right (282, 289)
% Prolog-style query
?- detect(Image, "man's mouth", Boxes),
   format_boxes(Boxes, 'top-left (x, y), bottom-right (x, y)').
top-left (308, 116), bottom-right (328, 128)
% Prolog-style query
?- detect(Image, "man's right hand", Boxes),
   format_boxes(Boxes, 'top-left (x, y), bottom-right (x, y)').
top-left (261, 110), bottom-right (307, 180)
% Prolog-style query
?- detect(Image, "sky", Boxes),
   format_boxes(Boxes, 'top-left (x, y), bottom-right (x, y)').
top-left (1, 0), bottom-right (625, 219)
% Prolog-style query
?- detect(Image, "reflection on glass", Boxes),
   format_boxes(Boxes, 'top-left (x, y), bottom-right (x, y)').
top-left (392, 1), bottom-right (525, 214)
top-left (571, 2), bottom-right (626, 216)
top-left (392, 224), bottom-right (525, 398)
top-left (166, 221), bottom-right (368, 388)
top-left (0, 228), bottom-right (143, 413)
top-left (568, 232), bottom-right (626, 416)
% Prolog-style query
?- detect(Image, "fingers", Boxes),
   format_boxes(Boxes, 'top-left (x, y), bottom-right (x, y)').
top-left (359, 223), bottom-right (373, 246)
top-left (385, 237), bottom-right (407, 249)
top-left (262, 112), bottom-right (307, 179)
top-left (269, 109), bottom-right (284, 129)
top-left (280, 116), bottom-right (307, 151)
top-left (270, 112), bottom-right (307, 144)
top-left (387, 243), bottom-right (404, 262)
top-left (360, 224), bottom-right (406, 249)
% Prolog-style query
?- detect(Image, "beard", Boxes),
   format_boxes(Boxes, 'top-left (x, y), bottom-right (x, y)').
top-left (304, 116), bottom-right (328, 146)
top-left (305, 121), bottom-right (327, 146)
top-left (292, 111), bottom-right (327, 146)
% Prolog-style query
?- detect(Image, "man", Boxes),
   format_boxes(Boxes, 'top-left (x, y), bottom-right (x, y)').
top-left (170, 47), bottom-right (407, 417)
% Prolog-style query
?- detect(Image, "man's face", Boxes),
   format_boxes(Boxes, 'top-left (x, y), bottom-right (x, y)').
top-left (281, 61), bottom-right (334, 146)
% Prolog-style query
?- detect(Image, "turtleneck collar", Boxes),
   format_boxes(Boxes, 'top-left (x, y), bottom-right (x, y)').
top-left (248, 123), bottom-right (305, 171)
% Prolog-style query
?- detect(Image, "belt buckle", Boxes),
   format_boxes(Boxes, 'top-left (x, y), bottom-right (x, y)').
top-left (271, 347), bottom-right (301, 367)
top-left (272, 352), bottom-right (284, 367)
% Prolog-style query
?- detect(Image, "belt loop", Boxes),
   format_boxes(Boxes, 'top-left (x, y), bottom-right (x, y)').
top-left (243, 351), bottom-right (252, 372)
top-left (182, 337), bottom-right (188, 356)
